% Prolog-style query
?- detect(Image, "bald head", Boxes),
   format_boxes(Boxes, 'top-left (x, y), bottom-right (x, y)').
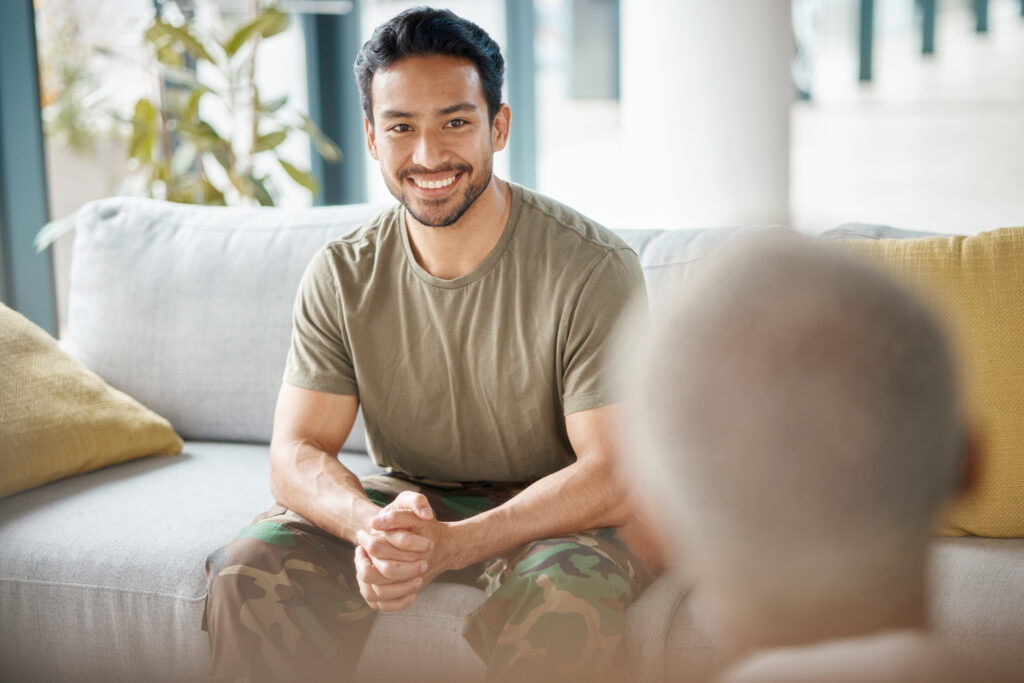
top-left (628, 235), bottom-right (964, 571)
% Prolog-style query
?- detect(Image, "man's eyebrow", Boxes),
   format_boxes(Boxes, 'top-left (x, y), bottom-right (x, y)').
top-left (438, 102), bottom-right (478, 116)
top-left (380, 109), bottom-right (416, 120)
top-left (378, 103), bottom-right (478, 120)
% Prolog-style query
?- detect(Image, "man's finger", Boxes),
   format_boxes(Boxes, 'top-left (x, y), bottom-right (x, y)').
top-left (355, 548), bottom-right (383, 608)
top-left (368, 575), bottom-right (424, 601)
top-left (370, 555), bottom-right (428, 581)
top-left (356, 529), bottom-right (429, 561)
top-left (382, 528), bottom-right (433, 553)
top-left (371, 509), bottom-right (431, 534)
top-left (356, 545), bottom-right (427, 583)
top-left (374, 592), bottom-right (418, 613)
top-left (393, 491), bottom-right (435, 520)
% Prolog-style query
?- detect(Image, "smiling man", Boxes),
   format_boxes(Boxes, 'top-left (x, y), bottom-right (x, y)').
top-left (203, 7), bottom-right (654, 683)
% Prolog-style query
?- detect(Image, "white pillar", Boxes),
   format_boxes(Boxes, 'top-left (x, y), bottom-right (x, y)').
top-left (621, 0), bottom-right (793, 229)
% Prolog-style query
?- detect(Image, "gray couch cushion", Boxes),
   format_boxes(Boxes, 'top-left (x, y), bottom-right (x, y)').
top-left (931, 537), bottom-right (1024, 681)
top-left (0, 442), bottom-right (379, 683)
top-left (66, 198), bottom-right (387, 447)
top-left (818, 222), bottom-right (946, 240)
top-left (617, 225), bottom-right (784, 315)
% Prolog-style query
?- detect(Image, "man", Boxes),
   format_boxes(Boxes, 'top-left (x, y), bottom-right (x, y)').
top-left (204, 7), bottom-right (654, 683)
top-left (624, 236), bottom-right (971, 682)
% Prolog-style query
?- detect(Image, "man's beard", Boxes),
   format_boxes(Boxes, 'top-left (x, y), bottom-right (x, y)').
top-left (392, 159), bottom-right (492, 228)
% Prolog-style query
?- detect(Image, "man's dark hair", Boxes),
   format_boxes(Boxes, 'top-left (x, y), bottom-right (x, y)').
top-left (353, 6), bottom-right (505, 125)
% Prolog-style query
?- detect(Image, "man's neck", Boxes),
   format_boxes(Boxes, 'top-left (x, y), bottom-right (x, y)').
top-left (405, 177), bottom-right (511, 280)
top-left (714, 553), bottom-right (930, 665)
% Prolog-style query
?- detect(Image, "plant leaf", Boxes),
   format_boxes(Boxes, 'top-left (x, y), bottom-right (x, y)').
top-left (156, 43), bottom-right (184, 67)
top-left (296, 115), bottom-right (341, 162)
top-left (201, 179), bottom-right (227, 205)
top-left (279, 159), bottom-right (319, 195)
top-left (35, 211), bottom-right (78, 252)
top-left (177, 120), bottom-right (229, 152)
top-left (144, 21), bottom-right (170, 47)
top-left (224, 8), bottom-right (289, 57)
top-left (227, 171), bottom-right (249, 196)
top-left (152, 18), bottom-right (216, 63)
top-left (254, 130), bottom-right (288, 153)
top-left (249, 174), bottom-right (275, 206)
top-left (129, 99), bottom-right (159, 162)
top-left (209, 142), bottom-right (236, 171)
top-left (257, 95), bottom-right (288, 113)
top-left (184, 86), bottom-right (210, 121)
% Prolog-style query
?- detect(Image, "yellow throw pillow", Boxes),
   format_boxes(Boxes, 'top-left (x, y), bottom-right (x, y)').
top-left (834, 227), bottom-right (1024, 537)
top-left (0, 303), bottom-right (183, 499)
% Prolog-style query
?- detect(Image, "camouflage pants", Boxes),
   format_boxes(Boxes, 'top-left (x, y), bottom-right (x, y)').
top-left (204, 472), bottom-right (651, 683)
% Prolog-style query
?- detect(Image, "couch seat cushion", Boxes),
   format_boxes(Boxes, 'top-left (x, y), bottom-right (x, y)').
top-left (0, 442), bottom-right (379, 682)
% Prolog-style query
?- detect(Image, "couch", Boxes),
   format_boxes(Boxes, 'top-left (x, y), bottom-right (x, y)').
top-left (1, 198), bottom-right (1022, 682)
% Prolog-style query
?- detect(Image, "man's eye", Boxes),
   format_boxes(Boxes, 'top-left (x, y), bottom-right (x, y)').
top-left (446, 119), bottom-right (467, 128)
top-left (390, 124), bottom-right (411, 133)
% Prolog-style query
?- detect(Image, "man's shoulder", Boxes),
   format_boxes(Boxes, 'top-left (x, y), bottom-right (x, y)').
top-left (719, 630), bottom-right (964, 683)
top-left (324, 203), bottom-right (401, 250)
top-left (313, 203), bottom-right (403, 270)
top-left (511, 183), bottom-right (633, 256)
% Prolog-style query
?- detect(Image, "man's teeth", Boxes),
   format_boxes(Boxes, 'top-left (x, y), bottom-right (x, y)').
top-left (413, 175), bottom-right (457, 189)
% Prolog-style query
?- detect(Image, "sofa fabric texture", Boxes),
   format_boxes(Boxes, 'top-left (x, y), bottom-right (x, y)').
top-left (2, 202), bottom-right (1022, 682)
top-left (65, 198), bottom-right (375, 449)
top-left (0, 301), bottom-right (182, 500)
top-left (0, 442), bottom-right (378, 683)
top-left (834, 227), bottom-right (1024, 537)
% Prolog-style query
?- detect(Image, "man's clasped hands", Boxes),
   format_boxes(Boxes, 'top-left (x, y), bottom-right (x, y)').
top-left (354, 491), bottom-right (461, 612)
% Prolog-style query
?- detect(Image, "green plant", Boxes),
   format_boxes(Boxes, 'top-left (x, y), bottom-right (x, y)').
top-left (36, 0), bottom-right (116, 154)
top-left (128, 3), bottom-right (339, 206)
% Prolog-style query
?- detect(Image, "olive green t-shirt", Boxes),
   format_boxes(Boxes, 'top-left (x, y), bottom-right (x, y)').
top-left (283, 182), bottom-right (645, 483)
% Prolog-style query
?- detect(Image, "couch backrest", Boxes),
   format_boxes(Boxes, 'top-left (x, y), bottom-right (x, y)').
top-left (67, 198), bottom-right (384, 448)
top-left (66, 197), bottom-right (774, 447)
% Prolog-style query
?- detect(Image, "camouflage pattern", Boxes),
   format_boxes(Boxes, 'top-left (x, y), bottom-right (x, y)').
top-left (465, 527), bottom-right (649, 683)
top-left (204, 472), bottom-right (651, 683)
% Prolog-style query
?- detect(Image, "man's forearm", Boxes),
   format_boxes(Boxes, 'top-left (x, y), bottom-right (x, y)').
top-left (269, 440), bottom-right (380, 544)
top-left (447, 457), bottom-right (632, 569)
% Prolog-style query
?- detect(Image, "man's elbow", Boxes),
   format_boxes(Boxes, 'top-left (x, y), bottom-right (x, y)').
top-left (604, 492), bottom-right (635, 528)
top-left (268, 440), bottom-right (293, 504)
top-left (589, 459), bottom-right (635, 527)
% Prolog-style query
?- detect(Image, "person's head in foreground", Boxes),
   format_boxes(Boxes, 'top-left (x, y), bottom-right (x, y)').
top-left (625, 235), bottom-right (973, 682)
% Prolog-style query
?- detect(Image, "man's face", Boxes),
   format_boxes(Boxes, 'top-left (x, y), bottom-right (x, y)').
top-left (365, 54), bottom-right (510, 228)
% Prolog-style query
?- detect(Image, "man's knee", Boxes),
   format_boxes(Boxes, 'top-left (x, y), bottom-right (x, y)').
top-left (477, 535), bottom-right (640, 642)
top-left (469, 539), bottom-right (635, 682)
top-left (511, 535), bottom-right (638, 601)
top-left (204, 534), bottom-right (291, 632)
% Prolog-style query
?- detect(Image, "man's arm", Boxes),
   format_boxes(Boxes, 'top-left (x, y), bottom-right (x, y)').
top-left (362, 403), bottom-right (642, 589)
top-left (269, 382), bottom-right (429, 568)
top-left (450, 403), bottom-right (634, 563)
top-left (269, 383), bottom-right (379, 544)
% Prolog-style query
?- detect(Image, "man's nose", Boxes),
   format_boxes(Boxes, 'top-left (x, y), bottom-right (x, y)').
top-left (411, 129), bottom-right (448, 170)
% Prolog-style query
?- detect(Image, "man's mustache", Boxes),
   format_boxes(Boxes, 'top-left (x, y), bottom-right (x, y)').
top-left (398, 163), bottom-right (472, 181)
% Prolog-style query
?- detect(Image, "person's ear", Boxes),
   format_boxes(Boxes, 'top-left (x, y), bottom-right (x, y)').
top-left (957, 427), bottom-right (981, 495)
top-left (491, 103), bottom-right (511, 152)
top-left (364, 118), bottom-right (378, 160)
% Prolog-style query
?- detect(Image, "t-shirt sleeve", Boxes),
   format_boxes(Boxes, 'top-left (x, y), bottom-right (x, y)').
top-left (282, 246), bottom-right (359, 395)
top-left (562, 247), bottom-right (647, 415)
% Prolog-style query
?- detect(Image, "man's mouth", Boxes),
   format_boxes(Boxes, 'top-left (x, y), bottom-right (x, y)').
top-left (410, 174), bottom-right (458, 190)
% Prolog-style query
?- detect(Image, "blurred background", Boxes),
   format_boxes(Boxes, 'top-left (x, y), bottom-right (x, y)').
top-left (2, 0), bottom-right (1024, 335)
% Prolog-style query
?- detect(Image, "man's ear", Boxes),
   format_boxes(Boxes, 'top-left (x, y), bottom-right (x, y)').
top-left (957, 427), bottom-right (981, 495)
top-left (364, 117), bottom-right (378, 160)
top-left (491, 103), bottom-right (511, 153)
